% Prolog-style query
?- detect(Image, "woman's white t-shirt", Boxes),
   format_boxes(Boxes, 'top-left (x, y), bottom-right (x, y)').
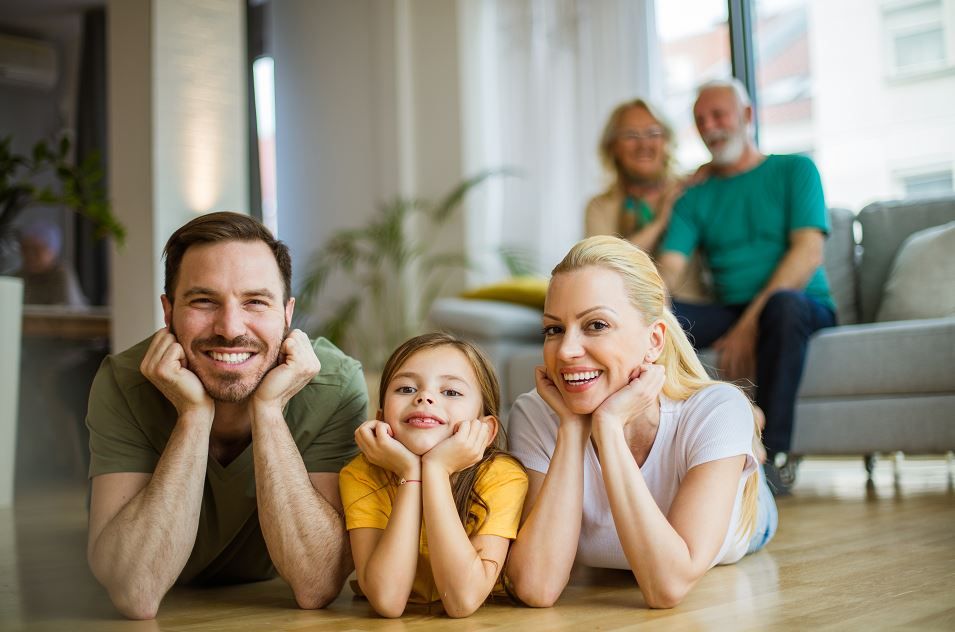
top-left (507, 383), bottom-right (758, 568)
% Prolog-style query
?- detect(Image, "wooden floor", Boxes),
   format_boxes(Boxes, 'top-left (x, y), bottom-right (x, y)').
top-left (2, 456), bottom-right (953, 631)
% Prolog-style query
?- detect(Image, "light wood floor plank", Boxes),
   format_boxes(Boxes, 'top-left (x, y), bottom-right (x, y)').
top-left (2, 457), bottom-right (953, 631)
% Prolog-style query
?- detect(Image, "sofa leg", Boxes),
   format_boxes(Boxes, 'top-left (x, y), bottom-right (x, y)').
top-left (864, 453), bottom-right (877, 479)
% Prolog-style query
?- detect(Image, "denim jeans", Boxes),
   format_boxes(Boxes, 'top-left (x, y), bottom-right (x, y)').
top-left (673, 290), bottom-right (836, 455)
top-left (747, 464), bottom-right (779, 555)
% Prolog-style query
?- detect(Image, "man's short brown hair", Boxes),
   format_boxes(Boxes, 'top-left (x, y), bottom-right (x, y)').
top-left (163, 211), bottom-right (292, 302)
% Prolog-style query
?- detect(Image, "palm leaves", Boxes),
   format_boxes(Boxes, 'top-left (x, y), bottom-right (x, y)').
top-left (297, 169), bottom-right (507, 370)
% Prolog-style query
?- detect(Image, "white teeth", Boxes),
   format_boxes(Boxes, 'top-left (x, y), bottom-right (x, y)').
top-left (563, 370), bottom-right (601, 382)
top-left (406, 417), bottom-right (440, 425)
top-left (210, 351), bottom-right (251, 364)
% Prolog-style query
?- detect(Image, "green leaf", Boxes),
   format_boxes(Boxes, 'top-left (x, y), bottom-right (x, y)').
top-left (295, 170), bottom-right (519, 366)
top-left (498, 245), bottom-right (539, 276)
top-left (32, 141), bottom-right (47, 164)
top-left (430, 166), bottom-right (519, 224)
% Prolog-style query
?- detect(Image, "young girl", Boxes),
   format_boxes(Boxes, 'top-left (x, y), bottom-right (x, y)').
top-left (339, 333), bottom-right (528, 618)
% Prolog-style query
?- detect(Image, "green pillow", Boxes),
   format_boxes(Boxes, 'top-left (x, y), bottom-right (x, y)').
top-left (460, 276), bottom-right (549, 310)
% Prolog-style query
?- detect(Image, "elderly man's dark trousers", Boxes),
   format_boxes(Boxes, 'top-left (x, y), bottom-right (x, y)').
top-left (672, 290), bottom-right (836, 456)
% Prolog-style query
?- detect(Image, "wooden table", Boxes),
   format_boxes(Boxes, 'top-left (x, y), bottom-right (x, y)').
top-left (21, 305), bottom-right (110, 339)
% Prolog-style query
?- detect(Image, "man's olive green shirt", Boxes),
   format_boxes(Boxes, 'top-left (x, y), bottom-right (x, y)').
top-left (86, 335), bottom-right (367, 584)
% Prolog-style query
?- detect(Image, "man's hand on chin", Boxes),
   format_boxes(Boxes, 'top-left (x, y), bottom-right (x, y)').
top-left (712, 317), bottom-right (758, 383)
top-left (251, 329), bottom-right (322, 416)
top-left (141, 327), bottom-right (214, 421)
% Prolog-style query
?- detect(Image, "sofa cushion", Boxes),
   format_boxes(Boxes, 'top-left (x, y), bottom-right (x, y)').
top-left (876, 221), bottom-right (955, 322)
top-left (858, 196), bottom-right (955, 322)
top-left (460, 276), bottom-right (549, 310)
top-left (797, 317), bottom-right (955, 398)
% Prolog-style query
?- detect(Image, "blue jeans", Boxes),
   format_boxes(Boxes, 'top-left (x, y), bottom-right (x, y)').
top-left (747, 464), bottom-right (779, 554)
top-left (673, 290), bottom-right (836, 455)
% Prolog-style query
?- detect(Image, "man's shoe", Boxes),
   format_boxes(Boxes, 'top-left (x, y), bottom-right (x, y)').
top-left (765, 453), bottom-right (801, 496)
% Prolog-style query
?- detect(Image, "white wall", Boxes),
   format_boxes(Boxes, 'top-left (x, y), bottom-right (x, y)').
top-left (109, 0), bottom-right (158, 350)
top-left (271, 0), bottom-right (465, 326)
top-left (154, 0), bottom-right (249, 247)
top-left (271, 0), bottom-right (399, 300)
top-left (109, 0), bottom-right (249, 351)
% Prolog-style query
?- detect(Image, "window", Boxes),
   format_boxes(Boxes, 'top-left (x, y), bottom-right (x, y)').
top-left (252, 56), bottom-right (277, 235)
top-left (883, 0), bottom-right (950, 77)
top-left (900, 168), bottom-right (954, 197)
top-left (656, 0), bottom-right (732, 170)
top-left (749, 0), bottom-right (955, 210)
top-left (752, 0), bottom-right (812, 156)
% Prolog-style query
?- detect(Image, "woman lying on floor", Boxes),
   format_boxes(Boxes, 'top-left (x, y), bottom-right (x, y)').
top-left (504, 235), bottom-right (777, 609)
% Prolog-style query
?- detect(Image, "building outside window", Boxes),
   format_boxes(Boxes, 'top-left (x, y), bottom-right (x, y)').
top-left (655, 0), bottom-right (955, 210)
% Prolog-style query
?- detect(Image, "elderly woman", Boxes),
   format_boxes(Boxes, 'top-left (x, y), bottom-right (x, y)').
top-left (585, 99), bottom-right (707, 301)
top-left (504, 236), bottom-right (777, 609)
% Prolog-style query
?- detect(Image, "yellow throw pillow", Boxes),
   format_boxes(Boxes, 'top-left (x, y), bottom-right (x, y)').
top-left (460, 276), bottom-right (549, 310)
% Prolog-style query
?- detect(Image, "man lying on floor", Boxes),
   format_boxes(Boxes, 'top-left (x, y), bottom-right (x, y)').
top-left (85, 212), bottom-right (367, 619)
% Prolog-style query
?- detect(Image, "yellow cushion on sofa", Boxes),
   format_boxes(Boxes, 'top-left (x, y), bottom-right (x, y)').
top-left (460, 276), bottom-right (549, 310)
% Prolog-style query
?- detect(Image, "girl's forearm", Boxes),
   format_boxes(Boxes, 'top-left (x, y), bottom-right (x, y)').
top-left (505, 425), bottom-right (588, 607)
top-left (421, 463), bottom-right (499, 618)
top-left (358, 482), bottom-right (422, 617)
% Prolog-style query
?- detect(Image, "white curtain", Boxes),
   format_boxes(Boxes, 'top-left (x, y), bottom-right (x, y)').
top-left (458, 0), bottom-right (661, 281)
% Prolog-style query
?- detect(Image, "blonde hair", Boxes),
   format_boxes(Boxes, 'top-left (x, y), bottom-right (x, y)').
top-left (598, 98), bottom-right (677, 190)
top-left (379, 332), bottom-right (514, 528)
top-left (550, 236), bottom-right (760, 541)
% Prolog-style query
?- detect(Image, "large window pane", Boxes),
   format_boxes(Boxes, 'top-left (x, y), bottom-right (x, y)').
top-left (754, 0), bottom-right (955, 210)
top-left (656, 1), bottom-right (731, 171)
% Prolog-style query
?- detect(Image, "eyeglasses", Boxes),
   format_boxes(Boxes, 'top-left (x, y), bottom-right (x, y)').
top-left (615, 127), bottom-right (665, 142)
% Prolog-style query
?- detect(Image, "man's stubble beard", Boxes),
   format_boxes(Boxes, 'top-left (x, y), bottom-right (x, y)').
top-left (186, 325), bottom-right (290, 404)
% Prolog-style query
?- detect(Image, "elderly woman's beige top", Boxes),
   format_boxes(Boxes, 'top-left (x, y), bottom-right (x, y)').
top-left (584, 186), bottom-right (711, 304)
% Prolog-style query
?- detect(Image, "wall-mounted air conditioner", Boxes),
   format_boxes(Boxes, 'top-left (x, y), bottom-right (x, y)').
top-left (0, 34), bottom-right (58, 91)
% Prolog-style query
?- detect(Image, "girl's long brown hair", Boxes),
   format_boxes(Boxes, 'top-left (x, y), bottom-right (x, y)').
top-left (379, 332), bottom-right (515, 528)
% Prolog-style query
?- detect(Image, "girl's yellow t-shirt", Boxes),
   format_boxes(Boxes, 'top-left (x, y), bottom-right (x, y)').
top-left (339, 453), bottom-right (528, 604)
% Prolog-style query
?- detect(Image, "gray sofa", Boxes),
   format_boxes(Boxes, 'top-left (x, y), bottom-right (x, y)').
top-left (429, 196), bottom-right (955, 461)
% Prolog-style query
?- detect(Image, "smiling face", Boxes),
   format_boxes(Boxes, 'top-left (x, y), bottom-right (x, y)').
top-left (542, 266), bottom-right (665, 415)
top-left (161, 239), bottom-right (294, 403)
top-left (380, 345), bottom-right (485, 456)
top-left (693, 86), bottom-right (752, 166)
top-left (611, 105), bottom-right (668, 183)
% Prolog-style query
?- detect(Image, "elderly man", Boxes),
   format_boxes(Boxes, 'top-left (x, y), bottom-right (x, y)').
top-left (86, 212), bottom-right (367, 618)
top-left (659, 78), bottom-right (837, 492)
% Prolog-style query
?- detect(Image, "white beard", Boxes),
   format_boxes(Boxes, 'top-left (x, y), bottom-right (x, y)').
top-left (708, 130), bottom-right (747, 166)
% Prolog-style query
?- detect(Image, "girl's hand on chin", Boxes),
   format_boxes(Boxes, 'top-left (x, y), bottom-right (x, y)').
top-left (534, 365), bottom-right (592, 430)
top-left (592, 363), bottom-right (665, 430)
top-left (422, 418), bottom-right (491, 476)
top-left (354, 419), bottom-right (421, 480)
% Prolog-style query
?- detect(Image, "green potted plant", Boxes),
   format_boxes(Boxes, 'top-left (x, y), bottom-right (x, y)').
top-left (0, 135), bottom-right (124, 271)
top-left (296, 170), bottom-right (510, 380)
top-left (0, 133), bottom-right (124, 506)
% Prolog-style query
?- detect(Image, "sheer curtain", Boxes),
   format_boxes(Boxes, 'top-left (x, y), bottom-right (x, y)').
top-left (458, 0), bottom-right (661, 281)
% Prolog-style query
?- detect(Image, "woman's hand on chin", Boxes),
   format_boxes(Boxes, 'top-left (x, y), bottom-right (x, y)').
top-left (592, 363), bottom-right (665, 433)
top-left (535, 365), bottom-right (591, 431)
